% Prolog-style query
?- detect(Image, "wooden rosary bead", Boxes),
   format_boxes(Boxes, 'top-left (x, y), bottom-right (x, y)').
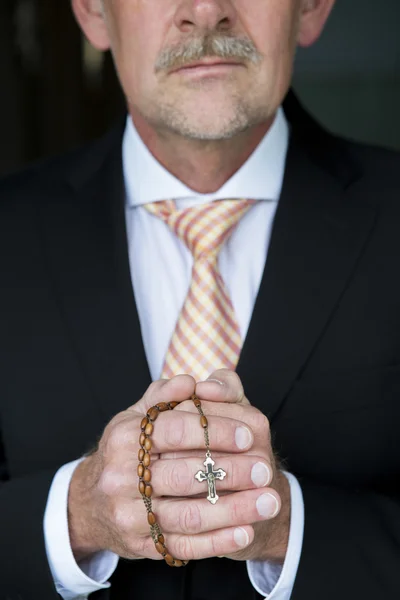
top-left (200, 415), bottom-right (208, 428)
top-left (164, 554), bottom-right (174, 565)
top-left (147, 407), bottom-right (159, 421)
top-left (144, 422), bottom-right (154, 436)
top-left (174, 559), bottom-right (184, 567)
top-left (155, 541), bottom-right (165, 554)
top-left (139, 394), bottom-right (206, 568)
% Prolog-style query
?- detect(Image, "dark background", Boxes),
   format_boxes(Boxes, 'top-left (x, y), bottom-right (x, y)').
top-left (0, 0), bottom-right (399, 177)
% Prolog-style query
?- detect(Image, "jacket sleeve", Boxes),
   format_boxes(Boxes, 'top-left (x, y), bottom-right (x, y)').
top-left (291, 477), bottom-right (400, 599)
top-left (0, 429), bottom-right (63, 600)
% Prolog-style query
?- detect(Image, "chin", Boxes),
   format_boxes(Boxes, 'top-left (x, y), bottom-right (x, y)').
top-left (172, 118), bottom-right (249, 141)
top-left (167, 104), bottom-right (252, 140)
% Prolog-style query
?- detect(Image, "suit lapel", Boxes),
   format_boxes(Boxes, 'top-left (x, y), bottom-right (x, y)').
top-left (37, 123), bottom-right (152, 425)
top-left (237, 98), bottom-right (377, 422)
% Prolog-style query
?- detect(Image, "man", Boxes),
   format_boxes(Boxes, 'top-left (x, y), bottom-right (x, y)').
top-left (1, 0), bottom-right (400, 598)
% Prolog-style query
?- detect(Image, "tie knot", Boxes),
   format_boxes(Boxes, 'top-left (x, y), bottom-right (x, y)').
top-left (144, 199), bottom-right (255, 259)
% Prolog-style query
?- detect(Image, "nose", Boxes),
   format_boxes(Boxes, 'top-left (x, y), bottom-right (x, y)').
top-left (175, 0), bottom-right (237, 33)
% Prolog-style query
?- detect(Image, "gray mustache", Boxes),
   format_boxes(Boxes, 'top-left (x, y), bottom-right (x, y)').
top-left (155, 34), bottom-right (262, 72)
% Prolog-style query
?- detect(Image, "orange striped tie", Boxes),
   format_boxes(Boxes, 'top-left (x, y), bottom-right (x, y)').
top-left (144, 199), bottom-right (256, 381)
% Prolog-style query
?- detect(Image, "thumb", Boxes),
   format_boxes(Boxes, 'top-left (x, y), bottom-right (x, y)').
top-left (195, 369), bottom-right (250, 406)
top-left (129, 374), bottom-right (196, 415)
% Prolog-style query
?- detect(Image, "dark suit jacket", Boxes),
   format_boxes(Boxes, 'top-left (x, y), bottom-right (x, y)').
top-left (1, 91), bottom-right (400, 600)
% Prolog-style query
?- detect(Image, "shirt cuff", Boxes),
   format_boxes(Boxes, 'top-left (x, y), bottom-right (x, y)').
top-left (43, 458), bottom-right (119, 600)
top-left (247, 470), bottom-right (304, 599)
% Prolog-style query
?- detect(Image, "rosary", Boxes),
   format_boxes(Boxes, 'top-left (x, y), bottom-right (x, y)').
top-left (137, 394), bottom-right (226, 567)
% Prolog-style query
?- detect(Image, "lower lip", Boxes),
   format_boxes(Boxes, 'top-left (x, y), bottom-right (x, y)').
top-left (172, 64), bottom-right (243, 78)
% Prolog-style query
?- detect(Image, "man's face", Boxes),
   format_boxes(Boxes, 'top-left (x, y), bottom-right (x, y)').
top-left (80, 0), bottom-right (331, 140)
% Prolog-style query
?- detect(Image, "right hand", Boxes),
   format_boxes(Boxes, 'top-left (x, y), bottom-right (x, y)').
top-left (68, 375), bottom-right (278, 563)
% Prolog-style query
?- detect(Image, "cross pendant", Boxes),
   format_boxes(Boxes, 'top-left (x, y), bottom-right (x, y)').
top-left (194, 453), bottom-right (227, 504)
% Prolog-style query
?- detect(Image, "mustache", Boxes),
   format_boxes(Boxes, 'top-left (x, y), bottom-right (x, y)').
top-left (155, 33), bottom-right (262, 72)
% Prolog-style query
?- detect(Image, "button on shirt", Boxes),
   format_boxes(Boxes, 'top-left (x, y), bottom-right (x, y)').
top-left (43, 107), bottom-right (305, 600)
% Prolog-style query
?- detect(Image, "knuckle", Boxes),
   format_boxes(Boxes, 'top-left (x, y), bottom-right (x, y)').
top-left (226, 458), bottom-right (240, 488)
top-left (98, 466), bottom-right (123, 496)
top-left (179, 502), bottom-right (202, 534)
top-left (147, 380), bottom-right (163, 397)
top-left (174, 534), bottom-right (195, 560)
top-left (230, 496), bottom-right (247, 524)
top-left (164, 414), bottom-right (185, 448)
top-left (126, 534), bottom-right (148, 559)
top-left (143, 380), bottom-right (166, 408)
top-left (112, 501), bottom-right (133, 533)
top-left (210, 532), bottom-right (224, 556)
top-left (104, 422), bottom-right (130, 456)
top-left (255, 411), bottom-right (270, 437)
top-left (166, 460), bottom-right (192, 496)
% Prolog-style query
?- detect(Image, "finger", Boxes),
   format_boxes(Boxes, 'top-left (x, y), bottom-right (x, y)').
top-left (130, 375), bottom-right (196, 414)
top-left (138, 455), bottom-right (273, 497)
top-left (195, 369), bottom-right (250, 406)
top-left (147, 525), bottom-right (255, 562)
top-left (148, 412), bottom-right (254, 454)
top-left (157, 488), bottom-right (281, 535)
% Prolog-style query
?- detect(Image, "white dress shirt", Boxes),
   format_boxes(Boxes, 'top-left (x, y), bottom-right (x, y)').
top-left (43, 107), bottom-right (304, 600)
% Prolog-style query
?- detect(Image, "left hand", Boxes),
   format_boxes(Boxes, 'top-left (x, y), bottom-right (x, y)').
top-left (160, 369), bottom-right (291, 563)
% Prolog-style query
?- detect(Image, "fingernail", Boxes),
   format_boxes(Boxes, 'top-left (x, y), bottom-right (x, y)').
top-left (256, 493), bottom-right (280, 518)
top-left (235, 426), bottom-right (252, 449)
top-left (234, 527), bottom-right (250, 548)
top-left (199, 378), bottom-right (224, 386)
top-left (251, 462), bottom-right (272, 487)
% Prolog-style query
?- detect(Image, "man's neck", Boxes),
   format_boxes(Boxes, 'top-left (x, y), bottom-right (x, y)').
top-left (129, 109), bottom-right (275, 194)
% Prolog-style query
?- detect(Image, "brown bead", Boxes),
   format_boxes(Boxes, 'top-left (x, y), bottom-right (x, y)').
top-left (145, 484), bottom-right (153, 497)
top-left (138, 480), bottom-right (146, 495)
top-left (144, 468), bottom-right (151, 482)
top-left (139, 432), bottom-right (146, 446)
top-left (155, 541), bottom-right (165, 554)
top-left (158, 534), bottom-right (165, 544)
top-left (140, 416), bottom-right (149, 430)
top-left (164, 554), bottom-right (174, 565)
top-left (143, 453), bottom-right (151, 467)
top-left (200, 415), bottom-right (208, 428)
top-left (144, 437), bottom-right (152, 451)
top-left (174, 559), bottom-right (184, 567)
top-left (147, 512), bottom-right (156, 526)
top-left (138, 448), bottom-right (145, 462)
top-left (145, 422), bottom-right (154, 436)
top-left (193, 399), bottom-right (201, 408)
top-left (156, 402), bottom-right (168, 412)
top-left (137, 463), bottom-right (144, 477)
top-left (147, 407), bottom-right (159, 421)
top-left (169, 401), bottom-right (179, 409)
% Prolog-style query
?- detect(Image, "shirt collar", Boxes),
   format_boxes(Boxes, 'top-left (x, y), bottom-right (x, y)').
top-left (123, 106), bottom-right (289, 208)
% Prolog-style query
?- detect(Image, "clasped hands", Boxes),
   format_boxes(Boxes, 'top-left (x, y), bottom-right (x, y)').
top-left (68, 370), bottom-right (291, 565)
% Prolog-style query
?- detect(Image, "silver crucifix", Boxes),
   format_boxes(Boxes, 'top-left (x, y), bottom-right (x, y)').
top-left (194, 452), bottom-right (227, 504)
